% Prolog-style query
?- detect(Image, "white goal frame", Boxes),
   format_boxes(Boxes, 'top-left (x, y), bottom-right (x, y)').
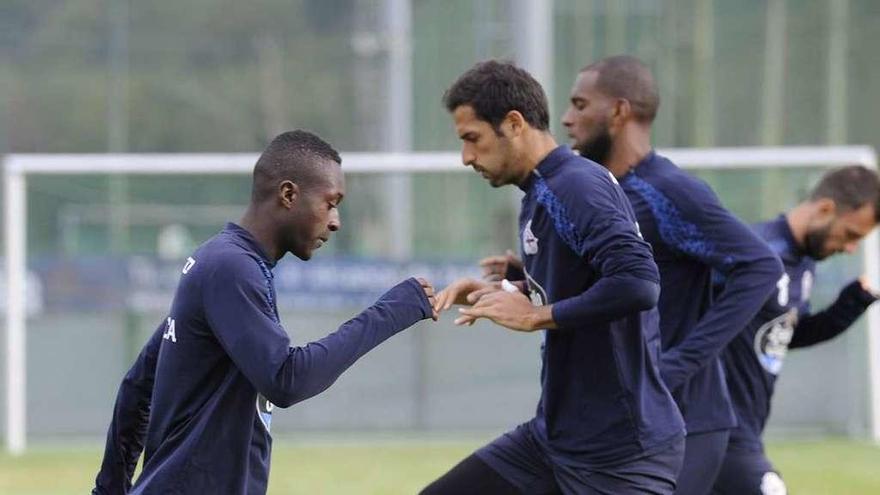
top-left (4, 146), bottom-right (879, 454)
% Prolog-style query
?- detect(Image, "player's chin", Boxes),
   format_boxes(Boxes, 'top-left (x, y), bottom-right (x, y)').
top-left (292, 247), bottom-right (314, 261)
top-left (487, 176), bottom-right (507, 188)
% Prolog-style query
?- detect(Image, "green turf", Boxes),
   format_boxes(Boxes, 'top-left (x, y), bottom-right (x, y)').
top-left (1, 438), bottom-right (878, 494)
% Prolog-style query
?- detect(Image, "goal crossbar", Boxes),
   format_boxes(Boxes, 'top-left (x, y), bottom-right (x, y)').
top-left (4, 145), bottom-right (878, 453)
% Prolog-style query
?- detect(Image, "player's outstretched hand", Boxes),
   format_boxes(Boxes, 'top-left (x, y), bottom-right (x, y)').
top-left (417, 277), bottom-right (439, 321)
top-left (479, 250), bottom-right (523, 281)
top-left (434, 277), bottom-right (495, 314)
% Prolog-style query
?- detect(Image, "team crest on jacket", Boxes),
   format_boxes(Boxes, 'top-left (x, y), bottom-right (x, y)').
top-left (754, 308), bottom-right (798, 375)
top-left (257, 395), bottom-right (274, 432)
top-left (523, 220), bottom-right (539, 255)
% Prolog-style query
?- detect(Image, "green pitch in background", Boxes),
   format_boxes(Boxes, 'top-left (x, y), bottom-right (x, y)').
top-left (1, 438), bottom-right (879, 494)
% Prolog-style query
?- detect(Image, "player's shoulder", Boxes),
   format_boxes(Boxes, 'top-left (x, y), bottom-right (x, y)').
top-left (186, 232), bottom-right (265, 280)
top-left (554, 152), bottom-right (615, 182)
top-left (751, 218), bottom-right (782, 241)
top-left (754, 217), bottom-right (808, 267)
top-left (635, 153), bottom-right (712, 194)
top-left (626, 153), bottom-right (720, 209)
top-left (544, 153), bottom-right (621, 200)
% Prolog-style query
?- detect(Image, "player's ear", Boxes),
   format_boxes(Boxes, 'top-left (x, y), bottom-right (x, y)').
top-left (815, 197), bottom-right (836, 216)
top-left (813, 197), bottom-right (838, 223)
top-left (503, 110), bottom-right (526, 137)
top-left (279, 180), bottom-right (299, 209)
top-left (612, 98), bottom-right (631, 126)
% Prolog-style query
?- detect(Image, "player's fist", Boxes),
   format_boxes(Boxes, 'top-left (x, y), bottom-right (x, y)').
top-left (416, 277), bottom-right (439, 321)
top-left (479, 250), bottom-right (523, 281)
top-left (858, 276), bottom-right (880, 299)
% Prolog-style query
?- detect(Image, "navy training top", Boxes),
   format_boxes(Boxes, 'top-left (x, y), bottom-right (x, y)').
top-left (722, 215), bottom-right (877, 451)
top-left (92, 223), bottom-right (432, 494)
top-left (519, 146), bottom-right (685, 467)
top-left (618, 151), bottom-right (783, 434)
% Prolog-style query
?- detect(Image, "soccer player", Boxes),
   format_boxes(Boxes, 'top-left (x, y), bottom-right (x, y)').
top-left (91, 130), bottom-right (438, 495)
top-left (557, 55), bottom-right (784, 494)
top-left (421, 60), bottom-right (685, 494)
top-left (712, 166), bottom-right (880, 495)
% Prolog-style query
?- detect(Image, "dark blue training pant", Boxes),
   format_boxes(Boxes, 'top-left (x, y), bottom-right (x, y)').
top-left (711, 448), bottom-right (786, 495)
top-left (474, 423), bottom-right (685, 495)
top-left (673, 429), bottom-right (730, 495)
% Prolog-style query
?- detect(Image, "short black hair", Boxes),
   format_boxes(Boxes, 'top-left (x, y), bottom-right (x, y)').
top-left (443, 59), bottom-right (550, 133)
top-left (581, 55), bottom-right (659, 123)
top-left (251, 130), bottom-right (341, 203)
top-left (810, 165), bottom-right (880, 221)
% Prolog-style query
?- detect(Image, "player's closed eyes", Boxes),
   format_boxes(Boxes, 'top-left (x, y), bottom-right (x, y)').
top-left (461, 132), bottom-right (479, 143)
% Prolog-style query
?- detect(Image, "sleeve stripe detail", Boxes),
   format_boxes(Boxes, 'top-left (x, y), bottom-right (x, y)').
top-left (625, 174), bottom-right (727, 265)
top-left (534, 176), bottom-right (585, 256)
top-left (256, 258), bottom-right (280, 323)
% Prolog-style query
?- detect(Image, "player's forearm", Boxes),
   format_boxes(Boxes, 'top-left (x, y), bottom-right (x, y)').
top-left (93, 388), bottom-right (150, 494)
top-left (661, 256), bottom-right (782, 390)
top-left (267, 278), bottom-right (431, 407)
top-left (551, 274), bottom-right (659, 329)
top-left (93, 323), bottom-right (163, 494)
top-left (790, 280), bottom-right (877, 349)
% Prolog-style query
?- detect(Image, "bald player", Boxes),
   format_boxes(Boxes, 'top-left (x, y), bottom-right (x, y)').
top-left (560, 55), bottom-right (784, 494)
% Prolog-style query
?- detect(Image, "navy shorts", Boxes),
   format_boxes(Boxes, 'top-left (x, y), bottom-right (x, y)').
top-left (674, 429), bottom-right (730, 495)
top-left (711, 448), bottom-right (786, 495)
top-left (475, 423), bottom-right (685, 495)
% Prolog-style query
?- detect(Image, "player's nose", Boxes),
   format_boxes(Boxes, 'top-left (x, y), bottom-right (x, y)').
top-left (328, 209), bottom-right (341, 232)
top-left (561, 108), bottom-right (574, 127)
top-left (461, 147), bottom-right (476, 168)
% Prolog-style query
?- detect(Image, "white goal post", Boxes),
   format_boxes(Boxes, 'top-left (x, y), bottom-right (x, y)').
top-left (4, 146), bottom-right (879, 454)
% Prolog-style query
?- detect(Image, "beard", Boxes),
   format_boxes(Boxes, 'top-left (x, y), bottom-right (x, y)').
top-left (802, 223), bottom-right (832, 260)
top-left (577, 124), bottom-right (613, 166)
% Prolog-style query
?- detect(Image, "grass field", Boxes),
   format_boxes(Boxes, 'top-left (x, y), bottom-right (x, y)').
top-left (1, 437), bottom-right (879, 494)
